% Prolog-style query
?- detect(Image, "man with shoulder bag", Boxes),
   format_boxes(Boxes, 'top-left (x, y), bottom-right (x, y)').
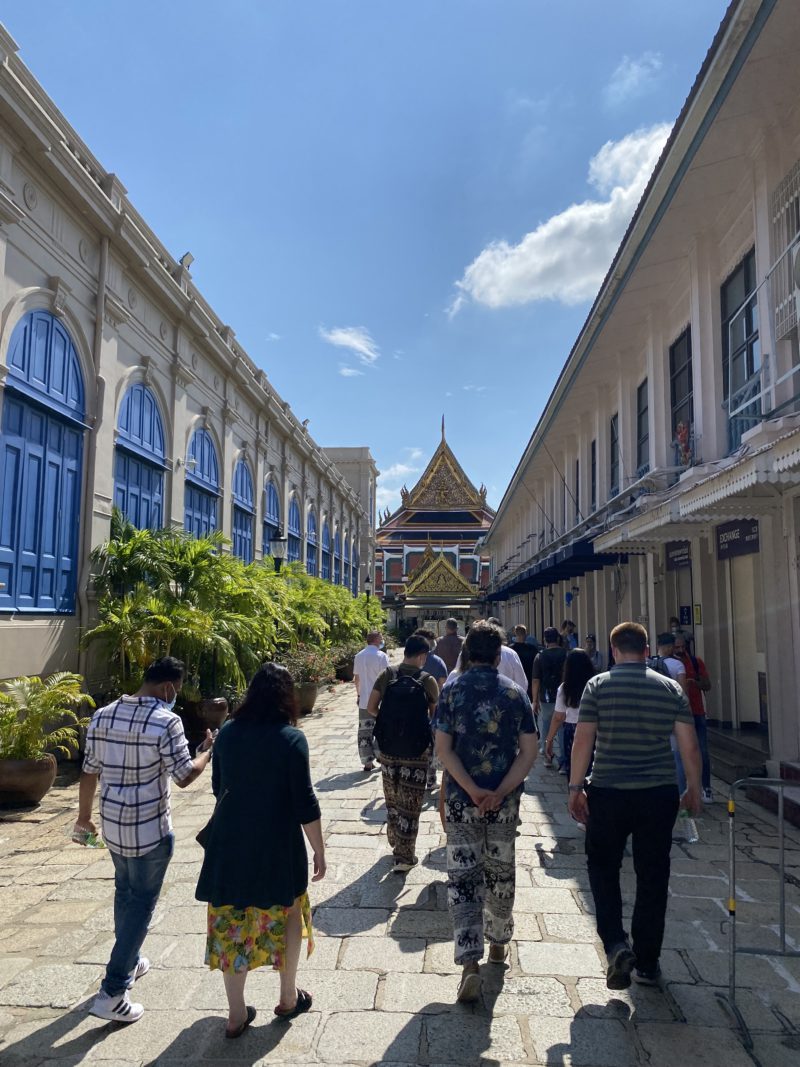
top-left (367, 634), bottom-right (439, 873)
top-left (532, 628), bottom-right (567, 769)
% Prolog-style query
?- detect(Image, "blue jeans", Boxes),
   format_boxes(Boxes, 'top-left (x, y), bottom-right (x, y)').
top-left (538, 702), bottom-right (563, 765)
top-left (673, 716), bottom-right (711, 793)
top-left (102, 834), bottom-right (174, 997)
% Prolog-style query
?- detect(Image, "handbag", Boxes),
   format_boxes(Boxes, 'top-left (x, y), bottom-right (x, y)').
top-left (195, 789), bottom-right (227, 849)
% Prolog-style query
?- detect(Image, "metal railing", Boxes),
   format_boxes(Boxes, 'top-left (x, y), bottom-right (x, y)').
top-left (719, 778), bottom-right (800, 1049)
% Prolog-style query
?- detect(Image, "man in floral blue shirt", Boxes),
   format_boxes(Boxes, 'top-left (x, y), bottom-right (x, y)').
top-left (435, 620), bottom-right (538, 1003)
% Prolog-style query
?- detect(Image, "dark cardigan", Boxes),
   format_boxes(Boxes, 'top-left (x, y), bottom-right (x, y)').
top-left (195, 717), bottom-right (321, 910)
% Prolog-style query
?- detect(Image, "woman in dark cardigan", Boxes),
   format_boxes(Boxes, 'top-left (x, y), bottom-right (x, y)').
top-left (195, 662), bottom-right (326, 1037)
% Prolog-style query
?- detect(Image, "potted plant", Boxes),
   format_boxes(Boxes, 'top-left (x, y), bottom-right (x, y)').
top-left (332, 641), bottom-right (362, 683)
top-left (278, 647), bottom-right (335, 715)
top-left (0, 673), bottom-right (94, 806)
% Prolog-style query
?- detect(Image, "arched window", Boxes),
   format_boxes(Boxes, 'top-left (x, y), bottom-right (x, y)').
top-left (321, 521), bottom-right (331, 581)
top-left (352, 546), bottom-right (359, 596)
top-left (184, 427), bottom-right (219, 538)
top-left (114, 382), bottom-right (165, 530)
top-left (287, 496), bottom-right (301, 563)
top-left (343, 531), bottom-right (351, 589)
top-left (232, 458), bottom-right (254, 563)
top-left (262, 480), bottom-right (281, 558)
top-left (0, 310), bottom-right (86, 612)
top-left (333, 528), bottom-right (342, 585)
top-left (306, 508), bottom-right (318, 576)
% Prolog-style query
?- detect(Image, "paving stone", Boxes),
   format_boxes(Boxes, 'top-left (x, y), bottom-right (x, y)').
top-left (157, 905), bottom-right (208, 935)
top-left (636, 1022), bottom-right (755, 1066)
top-left (308, 880), bottom-right (363, 908)
top-left (45, 879), bottom-right (114, 902)
top-left (512, 887), bottom-right (581, 913)
top-left (529, 1015), bottom-right (638, 1066)
top-left (424, 940), bottom-right (462, 974)
top-left (13, 866), bottom-right (85, 886)
top-left (509, 912), bottom-right (543, 940)
top-left (750, 1035), bottom-right (800, 1067)
top-left (27, 901), bottom-right (103, 925)
top-left (0, 886), bottom-right (52, 917)
top-left (382, 972), bottom-right (464, 1013)
top-left (326, 833), bottom-right (383, 850)
top-left (667, 982), bottom-right (790, 1032)
top-left (425, 1013), bottom-right (527, 1064)
top-left (516, 941), bottom-right (604, 978)
top-left (76, 933), bottom-right (177, 966)
top-left (492, 975), bottom-right (573, 1016)
top-left (1, 927), bottom-right (92, 960)
top-left (360, 880), bottom-right (437, 909)
top-left (0, 1011), bottom-right (110, 1065)
top-left (0, 964), bottom-right (100, 1008)
top-left (318, 1011), bottom-right (422, 1063)
top-left (686, 948), bottom-right (796, 988)
top-left (313, 906), bottom-right (389, 937)
top-left (340, 936), bottom-right (425, 972)
top-left (390, 910), bottom-right (453, 939)
top-left (158, 934), bottom-right (208, 969)
top-left (542, 914), bottom-right (599, 942)
top-left (575, 978), bottom-right (675, 1021)
top-left (0, 959), bottom-right (31, 990)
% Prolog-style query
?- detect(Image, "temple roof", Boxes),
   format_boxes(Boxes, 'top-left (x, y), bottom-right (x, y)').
top-left (378, 421), bottom-right (495, 529)
top-left (404, 544), bottom-right (477, 598)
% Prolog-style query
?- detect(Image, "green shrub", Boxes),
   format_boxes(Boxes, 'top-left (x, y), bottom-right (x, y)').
top-left (0, 673), bottom-right (94, 761)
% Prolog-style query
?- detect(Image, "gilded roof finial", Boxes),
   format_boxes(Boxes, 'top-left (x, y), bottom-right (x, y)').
top-left (441, 414), bottom-right (445, 442)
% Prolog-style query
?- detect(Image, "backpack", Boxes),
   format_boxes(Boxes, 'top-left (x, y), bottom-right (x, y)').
top-left (646, 655), bottom-right (671, 678)
top-left (374, 669), bottom-right (432, 759)
top-left (537, 648), bottom-right (566, 703)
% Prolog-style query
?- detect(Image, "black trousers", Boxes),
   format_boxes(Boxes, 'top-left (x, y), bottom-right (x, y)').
top-left (585, 783), bottom-right (679, 971)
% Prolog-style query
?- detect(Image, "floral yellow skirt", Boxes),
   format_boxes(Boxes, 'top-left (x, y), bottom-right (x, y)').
top-left (205, 893), bottom-right (314, 973)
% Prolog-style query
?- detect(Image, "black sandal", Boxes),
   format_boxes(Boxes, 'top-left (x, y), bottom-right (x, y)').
top-left (225, 1005), bottom-right (256, 1039)
top-left (274, 988), bottom-right (312, 1021)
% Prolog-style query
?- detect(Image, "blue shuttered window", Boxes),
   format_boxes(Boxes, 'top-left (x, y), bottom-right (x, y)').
top-left (287, 497), bottom-right (301, 563)
top-left (262, 481), bottom-right (281, 558)
top-left (333, 529), bottom-right (341, 585)
top-left (352, 548), bottom-right (359, 596)
top-left (0, 311), bottom-right (86, 613)
top-left (232, 459), bottom-right (254, 563)
top-left (114, 383), bottom-right (166, 530)
top-left (306, 509), bottom-right (318, 576)
top-left (321, 521), bottom-right (331, 581)
top-left (184, 428), bottom-right (219, 538)
top-left (343, 534), bottom-right (351, 589)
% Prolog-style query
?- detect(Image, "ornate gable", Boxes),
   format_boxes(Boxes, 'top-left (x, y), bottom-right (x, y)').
top-left (405, 551), bottom-right (476, 597)
top-left (401, 426), bottom-right (488, 511)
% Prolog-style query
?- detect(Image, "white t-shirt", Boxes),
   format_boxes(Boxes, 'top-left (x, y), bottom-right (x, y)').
top-left (554, 683), bottom-right (580, 725)
top-left (353, 644), bottom-right (390, 709)
top-left (498, 645), bottom-right (528, 692)
top-left (662, 655), bottom-right (686, 682)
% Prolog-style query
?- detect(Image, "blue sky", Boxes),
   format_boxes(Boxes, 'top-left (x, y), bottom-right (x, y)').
top-left (2, 1), bottom-right (726, 514)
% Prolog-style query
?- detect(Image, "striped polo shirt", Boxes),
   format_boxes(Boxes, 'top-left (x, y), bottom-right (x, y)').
top-left (578, 663), bottom-right (693, 789)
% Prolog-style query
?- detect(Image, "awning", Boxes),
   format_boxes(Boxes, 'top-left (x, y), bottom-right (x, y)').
top-left (489, 540), bottom-right (625, 601)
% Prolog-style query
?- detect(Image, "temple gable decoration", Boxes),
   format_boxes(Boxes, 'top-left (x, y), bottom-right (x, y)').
top-left (405, 550), bottom-right (476, 597)
top-left (404, 432), bottom-right (486, 511)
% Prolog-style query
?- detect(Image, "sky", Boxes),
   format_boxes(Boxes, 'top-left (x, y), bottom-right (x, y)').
top-left (2, 1), bottom-right (728, 516)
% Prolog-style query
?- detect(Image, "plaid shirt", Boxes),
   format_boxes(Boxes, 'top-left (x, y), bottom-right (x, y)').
top-left (82, 696), bottom-right (194, 857)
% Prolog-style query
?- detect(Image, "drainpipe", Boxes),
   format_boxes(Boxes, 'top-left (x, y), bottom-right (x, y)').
top-left (77, 234), bottom-right (109, 681)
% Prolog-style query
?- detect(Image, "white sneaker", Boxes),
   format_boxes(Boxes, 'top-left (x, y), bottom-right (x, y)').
top-left (126, 956), bottom-right (150, 987)
top-left (702, 788), bottom-right (714, 803)
top-left (91, 989), bottom-right (144, 1024)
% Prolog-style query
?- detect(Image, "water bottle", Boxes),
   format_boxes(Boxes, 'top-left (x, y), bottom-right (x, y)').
top-left (68, 826), bottom-right (106, 848)
top-left (678, 809), bottom-right (699, 844)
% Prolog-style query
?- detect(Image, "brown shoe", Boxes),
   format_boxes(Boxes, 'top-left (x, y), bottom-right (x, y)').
top-left (488, 943), bottom-right (509, 964)
top-left (456, 963), bottom-right (481, 1003)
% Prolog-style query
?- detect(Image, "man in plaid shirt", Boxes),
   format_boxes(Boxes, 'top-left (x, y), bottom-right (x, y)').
top-left (73, 657), bottom-right (214, 1024)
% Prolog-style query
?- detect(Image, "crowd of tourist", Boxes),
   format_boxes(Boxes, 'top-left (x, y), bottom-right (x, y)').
top-left (72, 613), bottom-right (705, 1033)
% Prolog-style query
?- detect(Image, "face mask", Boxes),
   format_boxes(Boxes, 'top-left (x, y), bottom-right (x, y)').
top-left (162, 686), bottom-right (177, 711)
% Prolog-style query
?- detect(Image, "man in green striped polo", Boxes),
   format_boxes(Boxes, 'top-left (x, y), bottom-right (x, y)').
top-left (567, 621), bottom-right (701, 990)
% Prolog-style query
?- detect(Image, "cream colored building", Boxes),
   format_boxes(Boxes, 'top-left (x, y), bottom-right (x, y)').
top-left (485, 0), bottom-right (800, 779)
top-left (0, 25), bottom-right (375, 680)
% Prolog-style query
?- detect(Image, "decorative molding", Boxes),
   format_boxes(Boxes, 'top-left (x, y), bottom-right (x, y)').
top-left (140, 355), bottom-right (152, 386)
top-left (127, 286), bottom-right (138, 310)
top-left (0, 189), bottom-right (24, 227)
top-left (78, 237), bottom-right (91, 264)
top-left (104, 293), bottom-right (130, 329)
top-left (48, 275), bottom-right (71, 315)
top-left (22, 181), bottom-right (37, 210)
top-left (159, 320), bottom-right (169, 341)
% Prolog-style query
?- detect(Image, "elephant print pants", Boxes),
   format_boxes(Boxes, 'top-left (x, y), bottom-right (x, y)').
top-left (445, 804), bottom-right (519, 965)
top-left (380, 755), bottom-right (431, 865)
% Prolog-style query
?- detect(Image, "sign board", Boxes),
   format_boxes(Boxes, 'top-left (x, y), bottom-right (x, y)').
top-left (693, 604), bottom-right (702, 626)
top-left (665, 541), bottom-right (691, 571)
top-left (679, 605), bottom-right (692, 627)
top-left (716, 519), bottom-right (760, 561)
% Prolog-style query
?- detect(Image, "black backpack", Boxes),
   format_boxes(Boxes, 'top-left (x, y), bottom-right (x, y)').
top-left (537, 648), bottom-right (566, 703)
top-left (647, 655), bottom-right (671, 678)
top-left (374, 669), bottom-right (432, 759)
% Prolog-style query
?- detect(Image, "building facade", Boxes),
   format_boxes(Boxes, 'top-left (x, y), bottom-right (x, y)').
top-left (0, 25), bottom-right (374, 679)
top-left (484, 0), bottom-right (800, 776)
top-left (375, 426), bottom-right (493, 635)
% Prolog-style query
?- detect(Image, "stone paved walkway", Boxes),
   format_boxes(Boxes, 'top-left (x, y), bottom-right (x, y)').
top-left (1, 678), bottom-right (800, 1066)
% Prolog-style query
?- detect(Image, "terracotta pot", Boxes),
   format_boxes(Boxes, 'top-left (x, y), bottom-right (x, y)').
top-left (295, 683), bottom-right (319, 715)
top-left (335, 664), bottom-right (354, 682)
top-left (0, 754), bottom-right (57, 806)
top-left (199, 697), bottom-right (229, 730)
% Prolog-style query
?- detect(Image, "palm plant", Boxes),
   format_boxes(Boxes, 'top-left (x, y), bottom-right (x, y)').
top-left (0, 673), bottom-right (94, 761)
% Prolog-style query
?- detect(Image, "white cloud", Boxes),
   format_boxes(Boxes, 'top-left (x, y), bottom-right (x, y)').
top-left (319, 325), bottom-right (380, 367)
top-left (376, 454), bottom-right (423, 514)
top-left (338, 365), bottom-right (363, 378)
top-left (463, 384), bottom-right (487, 393)
top-left (266, 332), bottom-right (281, 342)
top-left (604, 52), bottom-right (662, 108)
top-left (448, 123), bottom-right (671, 311)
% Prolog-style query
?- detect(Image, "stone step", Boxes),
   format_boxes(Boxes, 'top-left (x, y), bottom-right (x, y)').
top-left (780, 761), bottom-right (800, 783)
top-left (707, 726), bottom-right (769, 761)
top-left (745, 780), bottom-right (800, 830)
top-left (707, 744), bottom-right (767, 785)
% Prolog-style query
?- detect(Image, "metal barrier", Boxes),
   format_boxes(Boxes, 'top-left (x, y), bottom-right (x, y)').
top-left (719, 777), bottom-right (800, 1049)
